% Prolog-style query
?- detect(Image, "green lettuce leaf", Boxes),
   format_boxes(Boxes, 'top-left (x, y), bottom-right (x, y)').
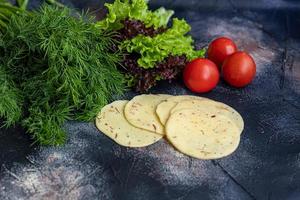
top-left (120, 18), bottom-right (206, 68)
top-left (147, 7), bottom-right (174, 28)
top-left (96, 0), bottom-right (173, 30)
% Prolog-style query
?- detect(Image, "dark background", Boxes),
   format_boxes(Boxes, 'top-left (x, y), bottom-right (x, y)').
top-left (0, 0), bottom-right (300, 199)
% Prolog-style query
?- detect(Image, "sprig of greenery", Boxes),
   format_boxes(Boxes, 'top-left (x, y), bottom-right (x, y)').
top-left (0, 5), bottom-right (126, 145)
top-left (0, 66), bottom-right (23, 127)
top-left (16, 0), bottom-right (29, 10)
top-left (0, 0), bottom-right (65, 32)
top-left (45, 0), bottom-right (65, 8)
top-left (0, 0), bottom-right (24, 31)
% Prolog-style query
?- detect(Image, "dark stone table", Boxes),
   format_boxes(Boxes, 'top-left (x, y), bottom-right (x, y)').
top-left (0, 0), bottom-right (299, 199)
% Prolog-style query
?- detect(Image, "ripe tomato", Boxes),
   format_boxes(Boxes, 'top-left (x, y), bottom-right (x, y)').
top-left (183, 58), bottom-right (220, 93)
top-left (222, 51), bottom-right (256, 87)
top-left (207, 37), bottom-right (237, 67)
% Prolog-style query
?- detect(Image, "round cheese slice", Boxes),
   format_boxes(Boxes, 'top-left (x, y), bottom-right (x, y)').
top-left (96, 100), bottom-right (163, 147)
top-left (171, 99), bottom-right (244, 133)
top-left (156, 95), bottom-right (208, 125)
top-left (166, 109), bottom-right (241, 159)
top-left (124, 94), bottom-right (172, 135)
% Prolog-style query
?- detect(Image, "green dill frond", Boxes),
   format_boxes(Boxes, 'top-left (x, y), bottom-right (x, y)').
top-left (0, 0), bottom-right (26, 32)
top-left (0, 66), bottom-right (23, 127)
top-left (16, 0), bottom-right (29, 10)
top-left (1, 5), bottom-right (126, 145)
top-left (23, 102), bottom-right (72, 146)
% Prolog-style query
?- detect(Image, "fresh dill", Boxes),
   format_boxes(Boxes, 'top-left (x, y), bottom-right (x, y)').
top-left (0, 5), bottom-right (126, 145)
top-left (0, 0), bottom-right (26, 31)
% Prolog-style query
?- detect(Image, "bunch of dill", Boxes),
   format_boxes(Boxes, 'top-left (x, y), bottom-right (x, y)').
top-left (0, 0), bottom-right (27, 31)
top-left (0, 5), bottom-right (126, 145)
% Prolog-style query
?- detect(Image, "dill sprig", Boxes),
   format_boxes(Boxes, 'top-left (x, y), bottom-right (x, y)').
top-left (0, 5), bottom-right (126, 145)
top-left (0, 67), bottom-right (23, 126)
top-left (0, 0), bottom-right (25, 31)
top-left (16, 0), bottom-right (29, 10)
top-left (0, 0), bottom-right (35, 32)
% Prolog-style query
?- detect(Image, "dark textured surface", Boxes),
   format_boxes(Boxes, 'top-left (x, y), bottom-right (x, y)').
top-left (0, 0), bottom-right (300, 200)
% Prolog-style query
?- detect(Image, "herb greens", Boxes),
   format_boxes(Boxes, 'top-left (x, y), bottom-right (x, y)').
top-left (98, 0), bottom-right (205, 92)
top-left (0, 5), bottom-right (126, 145)
top-left (0, 0), bottom-right (26, 31)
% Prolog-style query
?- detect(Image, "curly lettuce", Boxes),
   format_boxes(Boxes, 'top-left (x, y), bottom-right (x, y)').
top-left (96, 0), bottom-right (174, 30)
top-left (97, 0), bottom-right (206, 91)
top-left (121, 18), bottom-right (205, 68)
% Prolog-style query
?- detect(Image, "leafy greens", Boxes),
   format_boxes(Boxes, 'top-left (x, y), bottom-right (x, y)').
top-left (96, 0), bottom-right (174, 30)
top-left (0, 0), bottom-right (26, 31)
top-left (98, 0), bottom-right (205, 91)
top-left (121, 18), bottom-right (205, 69)
top-left (0, 5), bottom-right (126, 145)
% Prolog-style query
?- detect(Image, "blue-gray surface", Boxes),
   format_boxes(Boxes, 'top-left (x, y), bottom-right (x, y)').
top-left (0, 0), bottom-right (300, 200)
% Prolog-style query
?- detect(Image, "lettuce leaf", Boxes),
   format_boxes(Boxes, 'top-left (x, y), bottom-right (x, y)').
top-left (148, 7), bottom-right (174, 28)
top-left (120, 18), bottom-right (205, 68)
top-left (96, 0), bottom-right (173, 30)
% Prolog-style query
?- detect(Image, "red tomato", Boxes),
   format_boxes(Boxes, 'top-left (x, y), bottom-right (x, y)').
top-left (222, 51), bottom-right (256, 87)
top-left (183, 58), bottom-right (220, 93)
top-left (207, 37), bottom-right (238, 67)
